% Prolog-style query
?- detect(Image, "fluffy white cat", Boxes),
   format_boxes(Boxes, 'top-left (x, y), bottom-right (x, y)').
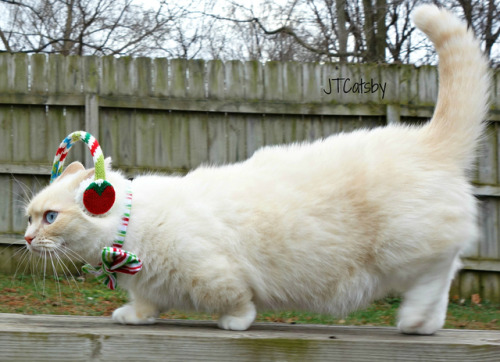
top-left (24, 5), bottom-right (490, 334)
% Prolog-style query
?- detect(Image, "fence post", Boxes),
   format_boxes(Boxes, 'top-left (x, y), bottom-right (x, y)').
top-left (386, 104), bottom-right (401, 125)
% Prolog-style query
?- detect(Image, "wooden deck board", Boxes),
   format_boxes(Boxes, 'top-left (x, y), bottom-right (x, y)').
top-left (0, 313), bottom-right (498, 361)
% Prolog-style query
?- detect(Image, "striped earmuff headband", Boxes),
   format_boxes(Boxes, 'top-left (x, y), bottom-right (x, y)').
top-left (51, 131), bottom-right (115, 215)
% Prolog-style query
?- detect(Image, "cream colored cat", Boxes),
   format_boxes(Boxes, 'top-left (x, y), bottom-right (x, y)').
top-left (24, 5), bottom-right (490, 334)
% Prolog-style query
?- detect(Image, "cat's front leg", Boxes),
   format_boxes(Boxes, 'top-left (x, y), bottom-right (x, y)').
top-left (112, 297), bottom-right (159, 325)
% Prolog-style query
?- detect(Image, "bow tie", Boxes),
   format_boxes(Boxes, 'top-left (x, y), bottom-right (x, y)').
top-left (83, 247), bottom-right (142, 290)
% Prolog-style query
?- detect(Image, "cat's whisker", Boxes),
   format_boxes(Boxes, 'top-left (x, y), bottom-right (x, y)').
top-left (41, 249), bottom-right (49, 298)
top-left (11, 247), bottom-right (30, 285)
top-left (48, 253), bottom-right (63, 305)
top-left (54, 250), bottom-right (80, 293)
top-left (59, 245), bottom-right (92, 267)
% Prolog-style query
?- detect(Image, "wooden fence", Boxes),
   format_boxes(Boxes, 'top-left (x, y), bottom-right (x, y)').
top-left (0, 53), bottom-right (499, 301)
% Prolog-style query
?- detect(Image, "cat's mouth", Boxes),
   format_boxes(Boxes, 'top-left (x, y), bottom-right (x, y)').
top-left (28, 239), bottom-right (62, 255)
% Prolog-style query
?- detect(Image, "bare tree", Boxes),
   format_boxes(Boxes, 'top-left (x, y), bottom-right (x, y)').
top-left (0, 0), bottom-right (497, 64)
top-left (204, 0), bottom-right (499, 65)
top-left (0, 0), bottom-right (173, 56)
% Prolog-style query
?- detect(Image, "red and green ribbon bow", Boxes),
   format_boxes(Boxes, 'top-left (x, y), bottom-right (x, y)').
top-left (83, 247), bottom-right (142, 290)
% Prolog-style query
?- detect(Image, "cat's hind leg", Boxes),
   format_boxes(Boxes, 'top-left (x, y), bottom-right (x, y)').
top-left (217, 300), bottom-right (257, 331)
top-left (397, 253), bottom-right (460, 335)
top-left (189, 261), bottom-right (257, 331)
top-left (112, 293), bottom-right (159, 325)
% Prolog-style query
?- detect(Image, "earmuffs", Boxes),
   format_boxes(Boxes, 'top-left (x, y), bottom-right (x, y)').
top-left (51, 131), bottom-right (116, 216)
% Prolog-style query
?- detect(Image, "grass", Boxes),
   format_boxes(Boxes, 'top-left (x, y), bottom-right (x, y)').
top-left (0, 272), bottom-right (498, 330)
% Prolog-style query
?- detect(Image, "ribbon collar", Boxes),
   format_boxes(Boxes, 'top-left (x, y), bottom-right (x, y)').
top-left (83, 183), bottom-right (142, 290)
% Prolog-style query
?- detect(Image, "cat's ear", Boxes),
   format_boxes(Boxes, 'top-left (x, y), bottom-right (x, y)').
top-left (104, 157), bottom-right (113, 170)
top-left (58, 161), bottom-right (85, 180)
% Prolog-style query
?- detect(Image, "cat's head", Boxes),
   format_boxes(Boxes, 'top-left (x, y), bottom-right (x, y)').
top-left (24, 160), bottom-right (124, 264)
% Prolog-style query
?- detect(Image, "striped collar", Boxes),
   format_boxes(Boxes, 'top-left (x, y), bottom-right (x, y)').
top-left (82, 182), bottom-right (142, 290)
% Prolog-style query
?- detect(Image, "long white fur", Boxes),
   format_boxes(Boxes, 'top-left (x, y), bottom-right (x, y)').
top-left (25, 5), bottom-right (490, 334)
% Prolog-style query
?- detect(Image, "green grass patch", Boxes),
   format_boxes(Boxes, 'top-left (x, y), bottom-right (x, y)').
top-left (0, 273), bottom-right (498, 330)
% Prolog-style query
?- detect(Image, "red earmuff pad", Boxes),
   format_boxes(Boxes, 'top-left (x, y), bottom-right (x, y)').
top-left (83, 181), bottom-right (116, 215)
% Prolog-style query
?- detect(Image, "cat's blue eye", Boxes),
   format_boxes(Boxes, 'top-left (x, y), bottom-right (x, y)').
top-left (43, 211), bottom-right (58, 224)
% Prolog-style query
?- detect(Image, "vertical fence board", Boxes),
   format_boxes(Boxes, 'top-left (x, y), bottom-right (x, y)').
top-left (264, 61), bottom-right (283, 101)
top-left (12, 107), bottom-right (30, 162)
top-left (303, 115), bottom-right (323, 141)
top-left (399, 65), bottom-right (416, 105)
top-left (99, 110), bottom-right (119, 164)
top-left (170, 112), bottom-right (190, 170)
top-left (11, 175), bottom-right (31, 231)
top-left (482, 273), bottom-right (500, 302)
top-left (12, 54), bottom-right (29, 93)
top-left (136, 57), bottom-right (152, 97)
top-left (245, 115), bottom-right (264, 158)
top-left (244, 61), bottom-right (264, 100)
top-left (0, 106), bottom-right (12, 162)
top-left (150, 112), bottom-right (166, 168)
top-left (208, 113), bottom-right (227, 164)
top-left (117, 110), bottom-right (135, 167)
top-left (417, 66), bottom-right (438, 105)
top-left (379, 64), bottom-right (398, 103)
top-left (30, 54), bottom-right (47, 95)
top-left (153, 58), bottom-right (169, 97)
top-left (321, 63), bottom-right (340, 103)
top-left (155, 112), bottom-right (173, 169)
top-left (82, 56), bottom-right (100, 94)
top-left (116, 57), bottom-right (137, 96)
top-left (29, 107), bottom-right (48, 162)
top-left (170, 59), bottom-right (187, 98)
top-left (136, 111), bottom-right (155, 167)
top-left (494, 71), bottom-right (500, 110)
top-left (101, 56), bottom-right (117, 96)
top-left (477, 124), bottom-right (497, 184)
top-left (65, 107), bottom-right (86, 161)
top-left (263, 115), bottom-right (285, 146)
top-left (64, 56), bottom-right (83, 94)
top-left (227, 116), bottom-right (246, 163)
top-left (187, 60), bottom-right (205, 99)
top-left (0, 176), bottom-right (11, 232)
top-left (323, 115), bottom-right (342, 137)
top-left (363, 64), bottom-right (383, 102)
top-left (189, 113), bottom-right (209, 168)
top-left (479, 198), bottom-right (499, 259)
top-left (283, 62), bottom-right (302, 102)
top-left (283, 115), bottom-right (305, 143)
top-left (207, 60), bottom-right (224, 99)
top-left (303, 63), bottom-right (321, 103)
top-left (459, 271), bottom-right (481, 298)
top-left (225, 60), bottom-right (244, 100)
top-left (0, 54), bottom-right (9, 92)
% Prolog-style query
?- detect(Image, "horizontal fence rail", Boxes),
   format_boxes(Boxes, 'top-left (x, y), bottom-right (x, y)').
top-left (0, 53), bottom-right (499, 301)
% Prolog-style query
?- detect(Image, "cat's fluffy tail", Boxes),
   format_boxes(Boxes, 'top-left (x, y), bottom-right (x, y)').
top-left (413, 5), bottom-right (490, 170)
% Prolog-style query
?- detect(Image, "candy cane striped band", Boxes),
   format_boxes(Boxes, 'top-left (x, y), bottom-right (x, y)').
top-left (51, 131), bottom-right (105, 183)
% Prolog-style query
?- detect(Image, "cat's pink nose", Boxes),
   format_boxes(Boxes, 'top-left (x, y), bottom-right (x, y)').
top-left (24, 235), bottom-right (33, 245)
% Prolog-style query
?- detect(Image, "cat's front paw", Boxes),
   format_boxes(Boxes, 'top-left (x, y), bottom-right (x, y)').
top-left (112, 304), bottom-right (157, 325)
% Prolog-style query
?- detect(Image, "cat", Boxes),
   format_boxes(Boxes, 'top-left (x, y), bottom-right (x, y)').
top-left (24, 4), bottom-right (490, 334)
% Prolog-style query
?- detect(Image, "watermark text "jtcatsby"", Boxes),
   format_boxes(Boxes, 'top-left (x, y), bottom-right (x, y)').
top-left (322, 77), bottom-right (387, 99)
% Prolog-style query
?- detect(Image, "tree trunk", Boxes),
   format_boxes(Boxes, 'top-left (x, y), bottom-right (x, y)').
top-left (335, 0), bottom-right (348, 62)
top-left (62, 0), bottom-right (75, 56)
